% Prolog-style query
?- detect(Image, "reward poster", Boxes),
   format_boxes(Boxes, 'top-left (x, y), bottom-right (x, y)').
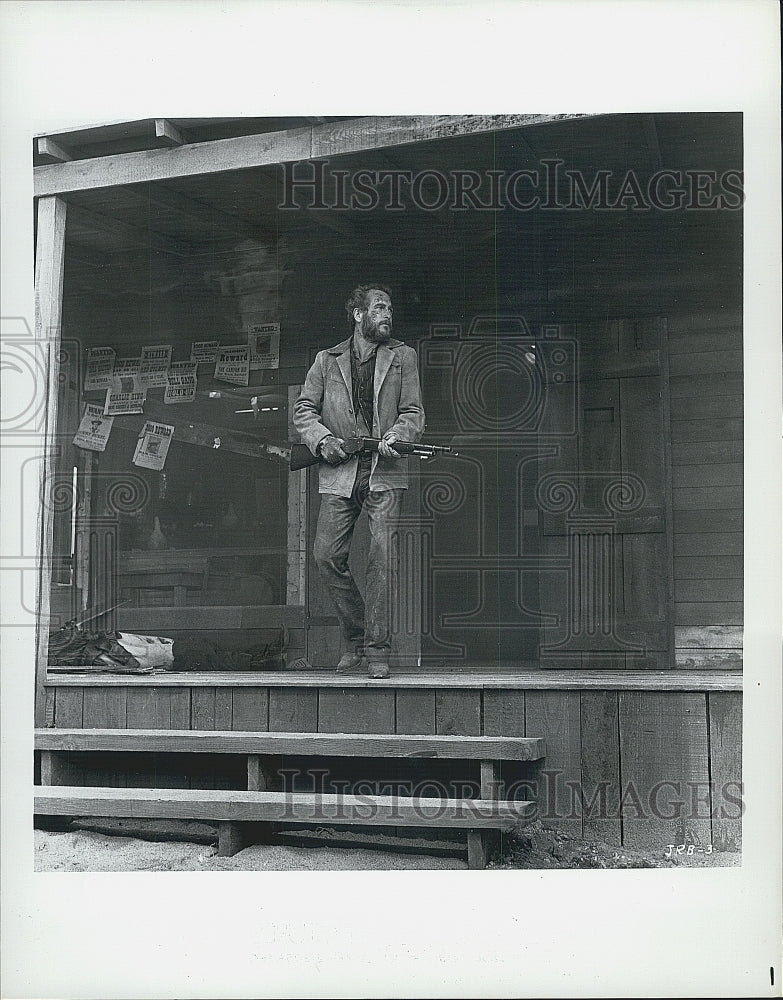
top-left (214, 344), bottom-right (250, 385)
top-left (248, 323), bottom-right (280, 370)
top-left (132, 421), bottom-right (175, 471)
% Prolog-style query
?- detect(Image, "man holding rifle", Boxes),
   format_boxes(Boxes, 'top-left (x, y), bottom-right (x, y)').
top-left (293, 285), bottom-right (425, 678)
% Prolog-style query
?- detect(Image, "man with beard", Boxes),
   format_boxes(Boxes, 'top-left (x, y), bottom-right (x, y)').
top-left (294, 285), bottom-right (425, 678)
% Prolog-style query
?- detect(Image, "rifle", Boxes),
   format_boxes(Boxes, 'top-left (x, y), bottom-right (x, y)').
top-left (290, 436), bottom-right (458, 472)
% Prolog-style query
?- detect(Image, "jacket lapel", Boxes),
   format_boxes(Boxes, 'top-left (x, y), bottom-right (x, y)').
top-left (373, 345), bottom-right (395, 399)
top-left (334, 341), bottom-right (352, 395)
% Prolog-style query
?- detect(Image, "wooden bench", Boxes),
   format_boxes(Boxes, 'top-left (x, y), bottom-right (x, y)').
top-left (35, 728), bottom-right (546, 868)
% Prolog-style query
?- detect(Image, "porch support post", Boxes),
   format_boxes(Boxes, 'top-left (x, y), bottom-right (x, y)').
top-left (34, 195), bottom-right (67, 726)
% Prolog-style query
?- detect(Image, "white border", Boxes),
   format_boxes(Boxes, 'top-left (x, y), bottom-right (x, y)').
top-left (1, 2), bottom-right (781, 998)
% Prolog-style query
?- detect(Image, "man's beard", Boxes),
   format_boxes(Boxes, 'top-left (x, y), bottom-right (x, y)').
top-left (360, 313), bottom-right (392, 343)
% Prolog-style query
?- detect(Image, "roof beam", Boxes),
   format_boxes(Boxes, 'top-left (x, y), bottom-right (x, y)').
top-left (34, 114), bottom-right (595, 197)
top-left (66, 202), bottom-right (189, 256)
top-left (155, 119), bottom-right (186, 146)
top-left (36, 137), bottom-right (73, 162)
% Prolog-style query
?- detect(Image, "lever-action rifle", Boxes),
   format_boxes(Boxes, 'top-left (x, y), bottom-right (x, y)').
top-left (290, 436), bottom-right (458, 472)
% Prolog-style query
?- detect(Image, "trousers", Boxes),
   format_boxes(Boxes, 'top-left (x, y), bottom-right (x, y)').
top-left (313, 456), bottom-right (404, 659)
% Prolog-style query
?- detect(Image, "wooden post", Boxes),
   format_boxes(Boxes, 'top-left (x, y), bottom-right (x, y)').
top-left (217, 821), bottom-right (246, 857)
top-left (286, 384), bottom-right (307, 607)
top-left (475, 760), bottom-right (501, 867)
top-left (34, 196), bottom-right (67, 726)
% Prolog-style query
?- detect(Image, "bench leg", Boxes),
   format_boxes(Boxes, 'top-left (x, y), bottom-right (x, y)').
top-left (467, 830), bottom-right (488, 869)
top-left (218, 821), bottom-right (246, 857)
top-left (40, 750), bottom-right (80, 786)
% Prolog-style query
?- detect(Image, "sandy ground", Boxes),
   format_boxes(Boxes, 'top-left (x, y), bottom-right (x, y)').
top-left (33, 820), bottom-right (741, 872)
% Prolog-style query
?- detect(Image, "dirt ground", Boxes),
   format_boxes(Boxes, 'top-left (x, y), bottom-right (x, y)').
top-left (33, 819), bottom-right (741, 872)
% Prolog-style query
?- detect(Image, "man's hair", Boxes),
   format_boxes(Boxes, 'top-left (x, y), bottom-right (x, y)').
top-left (345, 284), bottom-right (392, 328)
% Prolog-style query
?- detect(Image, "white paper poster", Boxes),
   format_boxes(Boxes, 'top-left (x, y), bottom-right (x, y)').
top-left (248, 323), bottom-right (280, 370)
top-left (132, 421), bottom-right (175, 471)
top-left (111, 357), bottom-right (142, 394)
top-left (83, 347), bottom-right (116, 391)
top-left (164, 360), bottom-right (198, 404)
top-left (191, 340), bottom-right (219, 364)
top-left (137, 344), bottom-right (172, 388)
top-left (73, 403), bottom-right (114, 452)
top-left (104, 387), bottom-right (146, 415)
top-left (214, 344), bottom-right (250, 385)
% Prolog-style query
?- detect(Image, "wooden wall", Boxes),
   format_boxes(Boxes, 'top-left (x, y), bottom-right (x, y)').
top-left (45, 680), bottom-right (743, 851)
top-left (668, 310), bottom-right (743, 669)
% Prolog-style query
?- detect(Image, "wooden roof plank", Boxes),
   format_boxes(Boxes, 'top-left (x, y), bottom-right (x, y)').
top-left (155, 119), bottom-right (186, 147)
top-left (34, 114), bottom-right (595, 197)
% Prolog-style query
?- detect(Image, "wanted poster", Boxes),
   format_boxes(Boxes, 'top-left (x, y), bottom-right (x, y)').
top-left (164, 360), bottom-right (198, 404)
top-left (132, 420), bottom-right (175, 471)
top-left (191, 340), bottom-right (219, 364)
top-left (111, 357), bottom-right (142, 394)
top-left (83, 347), bottom-right (116, 391)
top-left (214, 344), bottom-right (250, 385)
top-left (104, 386), bottom-right (146, 415)
top-left (73, 403), bottom-right (114, 452)
top-left (137, 344), bottom-right (173, 388)
top-left (247, 322), bottom-right (280, 370)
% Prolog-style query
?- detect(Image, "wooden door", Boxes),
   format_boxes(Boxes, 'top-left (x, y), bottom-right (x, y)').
top-left (538, 317), bottom-right (673, 668)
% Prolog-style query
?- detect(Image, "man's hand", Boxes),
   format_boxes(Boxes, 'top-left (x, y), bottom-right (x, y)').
top-left (318, 435), bottom-right (348, 464)
top-left (377, 431), bottom-right (401, 459)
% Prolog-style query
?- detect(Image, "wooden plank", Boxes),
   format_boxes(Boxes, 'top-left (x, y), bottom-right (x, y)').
top-left (675, 603), bottom-right (743, 626)
top-left (214, 688), bottom-right (233, 730)
top-left (435, 691), bottom-right (481, 735)
top-left (525, 692), bottom-right (582, 836)
top-left (674, 626), bottom-right (743, 649)
top-left (191, 688), bottom-right (216, 729)
top-left (395, 691), bottom-right (436, 735)
top-left (247, 756), bottom-right (269, 792)
top-left (618, 692), bottom-right (711, 849)
top-left (672, 440), bottom-right (743, 466)
top-left (34, 196), bottom-right (67, 727)
top-left (268, 689), bottom-right (318, 732)
top-left (44, 689), bottom-right (56, 727)
top-left (672, 464), bottom-right (743, 489)
top-left (34, 786), bottom-right (536, 829)
top-left (671, 418), bottom-right (743, 444)
top-left (674, 557), bottom-right (742, 580)
top-left (673, 487), bottom-right (743, 511)
top-left (666, 350), bottom-right (742, 376)
top-left (673, 532), bottom-right (743, 557)
top-left (708, 692), bottom-right (743, 851)
top-left (54, 687), bottom-right (83, 727)
top-left (126, 688), bottom-right (171, 729)
top-left (675, 579), bottom-right (742, 603)
top-left (34, 113), bottom-right (594, 197)
top-left (668, 331), bottom-right (742, 355)
top-left (669, 373), bottom-right (743, 398)
top-left (318, 689), bottom-right (396, 734)
top-left (675, 650), bottom-right (742, 670)
top-left (667, 312), bottom-right (741, 336)
top-left (45, 669), bottom-right (744, 690)
top-left (170, 689), bottom-right (191, 728)
top-left (670, 394), bottom-right (743, 421)
top-left (673, 509), bottom-right (743, 533)
top-left (231, 688), bottom-right (269, 731)
top-left (482, 691), bottom-right (526, 737)
top-left (286, 383), bottom-right (307, 605)
top-left (35, 729), bottom-right (546, 760)
top-left (580, 692), bottom-right (621, 844)
top-left (82, 688), bottom-right (127, 728)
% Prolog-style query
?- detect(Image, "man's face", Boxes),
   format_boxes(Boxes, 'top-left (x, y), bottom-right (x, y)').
top-left (358, 290), bottom-right (393, 343)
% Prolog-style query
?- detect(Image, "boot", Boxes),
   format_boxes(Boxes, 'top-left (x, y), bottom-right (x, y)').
top-left (335, 650), bottom-right (364, 674)
top-left (367, 659), bottom-right (390, 679)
